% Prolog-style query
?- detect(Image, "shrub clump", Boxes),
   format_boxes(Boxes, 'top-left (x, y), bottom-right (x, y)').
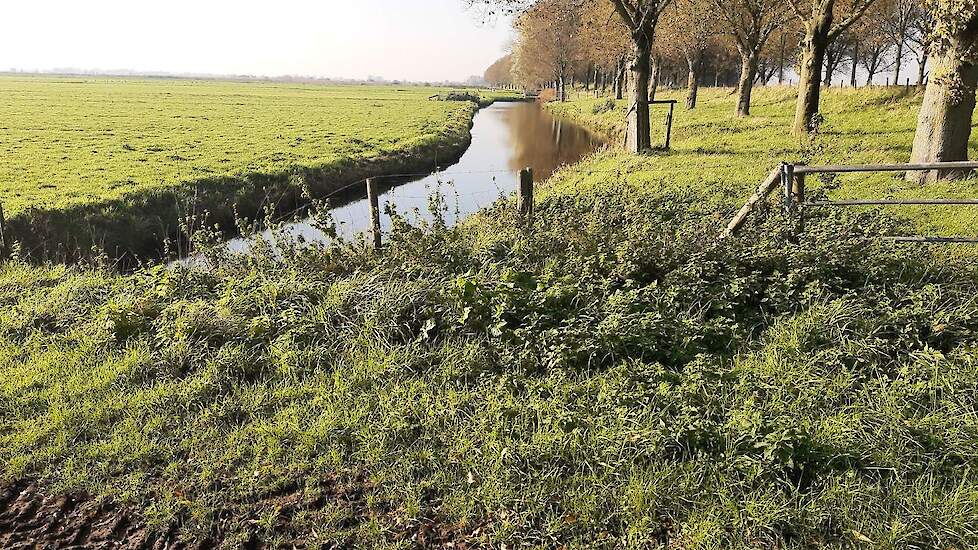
top-left (591, 98), bottom-right (618, 114)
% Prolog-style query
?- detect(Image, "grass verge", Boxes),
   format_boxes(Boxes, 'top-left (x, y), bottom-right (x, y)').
top-left (3, 173), bottom-right (978, 547)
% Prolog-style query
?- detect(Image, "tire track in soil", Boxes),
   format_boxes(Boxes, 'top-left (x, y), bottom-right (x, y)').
top-left (0, 481), bottom-right (200, 549)
top-left (0, 479), bottom-right (489, 549)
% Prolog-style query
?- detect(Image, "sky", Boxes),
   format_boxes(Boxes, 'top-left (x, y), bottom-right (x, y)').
top-left (0, 0), bottom-right (514, 82)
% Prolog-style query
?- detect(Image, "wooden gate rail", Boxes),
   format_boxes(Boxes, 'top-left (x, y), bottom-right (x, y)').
top-left (791, 161), bottom-right (978, 175)
top-left (807, 199), bottom-right (978, 206)
top-left (722, 161), bottom-right (978, 241)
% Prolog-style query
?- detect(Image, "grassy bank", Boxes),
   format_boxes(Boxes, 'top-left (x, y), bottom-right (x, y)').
top-left (0, 77), bottom-right (516, 262)
top-left (3, 178), bottom-right (978, 547)
top-left (547, 87), bottom-right (978, 239)
top-left (3, 87), bottom-right (978, 548)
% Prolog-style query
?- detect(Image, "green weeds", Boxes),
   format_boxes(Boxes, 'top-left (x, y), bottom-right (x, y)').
top-left (3, 179), bottom-right (978, 547)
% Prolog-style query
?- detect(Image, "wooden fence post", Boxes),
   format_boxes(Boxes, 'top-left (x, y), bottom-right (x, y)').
top-left (0, 202), bottom-right (6, 259)
top-left (792, 171), bottom-right (806, 207)
top-left (781, 163), bottom-right (807, 237)
top-left (793, 168), bottom-right (806, 233)
top-left (366, 178), bottom-right (382, 251)
top-left (517, 168), bottom-right (534, 226)
top-left (782, 163), bottom-right (795, 213)
top-left (665, 102), bottom-right (675, 150)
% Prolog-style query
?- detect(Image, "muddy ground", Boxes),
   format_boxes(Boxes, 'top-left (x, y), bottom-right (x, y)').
top-left (0, 479), bottom-right (486, 549)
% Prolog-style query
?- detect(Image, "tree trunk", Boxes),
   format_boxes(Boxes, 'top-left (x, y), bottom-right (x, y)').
top-left (894, 38), bottom-right (904, 86)
top-left (850, 43), bottom-right (858, 87)
top-left (736, 52), bottom-right (759, 117)
top-left (685, 54), bottom-right (702, 109)
top-left (626, 35), bottom-right (653, 153)
top-left (793, 27), bottom-right (830, 135)
top-left (824, 47), bottom-right (840, 87)
top-left (908, 21), bottom-right (978, 183)
top-left (917, 51), bottom-right (929, 86)
top-left (778, 34), bottom-right (786, 84)
top-left (614, 59), bottom-right (626, 100)
top-left (649, 56), bottom-right (660, 102)
top-left (558, 75), bottom-right (567, 102)
top-left (686, 70), bottom-right (699, 109)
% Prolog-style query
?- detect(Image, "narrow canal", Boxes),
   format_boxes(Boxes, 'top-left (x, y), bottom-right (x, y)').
top-left (226, 101), bottom-right (603, 251)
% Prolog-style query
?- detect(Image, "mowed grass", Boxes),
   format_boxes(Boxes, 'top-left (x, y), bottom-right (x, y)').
top-left (0, 77), bottom-right (484, 215)
top-left (548, 86), bottom-right (978, 238)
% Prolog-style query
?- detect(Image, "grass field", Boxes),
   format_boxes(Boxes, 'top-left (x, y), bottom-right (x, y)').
top-left (548, 86), bottom-right (978, 239)
top-left (3, 85), bottom-right (978, 548)
top-left (0, 77), bottom-right (511, 260)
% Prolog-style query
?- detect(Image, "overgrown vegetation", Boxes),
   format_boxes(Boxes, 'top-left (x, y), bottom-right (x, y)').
top-left (4, 85), bottom-right (978, 547)
top-left (3, 163), bottom-right (978, 548)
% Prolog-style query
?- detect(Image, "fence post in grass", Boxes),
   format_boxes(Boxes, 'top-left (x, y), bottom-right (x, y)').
top-left (782, 163), bottom-right (806, 237)
top-left (517, 167), bottom-right (534, 227)
top-left (782, 163), bottom-right (796, 213)
top-left (665, 102), bottom-right (675, 150)
top-left (793, 166), bottom-right (807, 234)
top-left (792, 169), bottom-right (806, 207)
top-left (0, 202), bottom-right (6, 259)
top-left (366, 178), bottom-right (382, 251)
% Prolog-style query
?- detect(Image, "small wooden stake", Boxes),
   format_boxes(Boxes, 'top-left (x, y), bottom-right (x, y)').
top-left (664, 102), bottom-right (675, 150)
top-left (793, 171), bottom-right (806, 233)
top-left (366, 178), bottom-right (382, 251)
top-left (0, 202), bottom-right (7, 259)
top-left (517, 167), bottom-right (534, 226)
top-left (783, 163), bottom-right (796, 213)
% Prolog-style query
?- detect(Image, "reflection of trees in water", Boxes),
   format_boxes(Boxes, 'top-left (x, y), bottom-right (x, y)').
top-left (503, 104), bottom-right (599, 178)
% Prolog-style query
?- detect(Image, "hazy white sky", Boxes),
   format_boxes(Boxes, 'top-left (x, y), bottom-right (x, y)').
top-left (0, 0), bottom-right (513, 81)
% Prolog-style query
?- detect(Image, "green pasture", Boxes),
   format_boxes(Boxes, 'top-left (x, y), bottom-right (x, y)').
top-left (0, 77), bottom-right (503, 214)
top-left (548, 86), bottom-right (978, 239)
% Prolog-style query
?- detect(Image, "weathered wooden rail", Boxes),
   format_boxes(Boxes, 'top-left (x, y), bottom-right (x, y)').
top-left (722, 161), bottom-right (978, 242)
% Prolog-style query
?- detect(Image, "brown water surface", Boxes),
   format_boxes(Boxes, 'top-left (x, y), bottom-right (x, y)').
top-left (227, 101), bottom-right (603, 251)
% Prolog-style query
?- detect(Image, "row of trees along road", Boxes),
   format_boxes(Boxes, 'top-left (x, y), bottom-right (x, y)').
top-left (476, 0), bottom-right (978, 182)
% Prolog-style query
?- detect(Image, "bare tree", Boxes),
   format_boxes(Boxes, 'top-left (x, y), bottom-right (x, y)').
top-left (512, 0), bottom-right (582, 101)
top-left (659, 0), bottom-right (719, 109)
top-left (823, 30), bottom-right (852, 85)
top-left (906, 4), bottom-right (935, 85)
top-left (908, 0), bottom-right (978, 181)
top-left (472, 0), bottom-right (671, 152)
top-left (853, 5), bottom-right (894, 84)
top-left (713, 0), bottom-right (791, 115)
top-left (788, 0), bottom-right (879, 134)
top-left (881, 0), bottom-right (921, 85)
